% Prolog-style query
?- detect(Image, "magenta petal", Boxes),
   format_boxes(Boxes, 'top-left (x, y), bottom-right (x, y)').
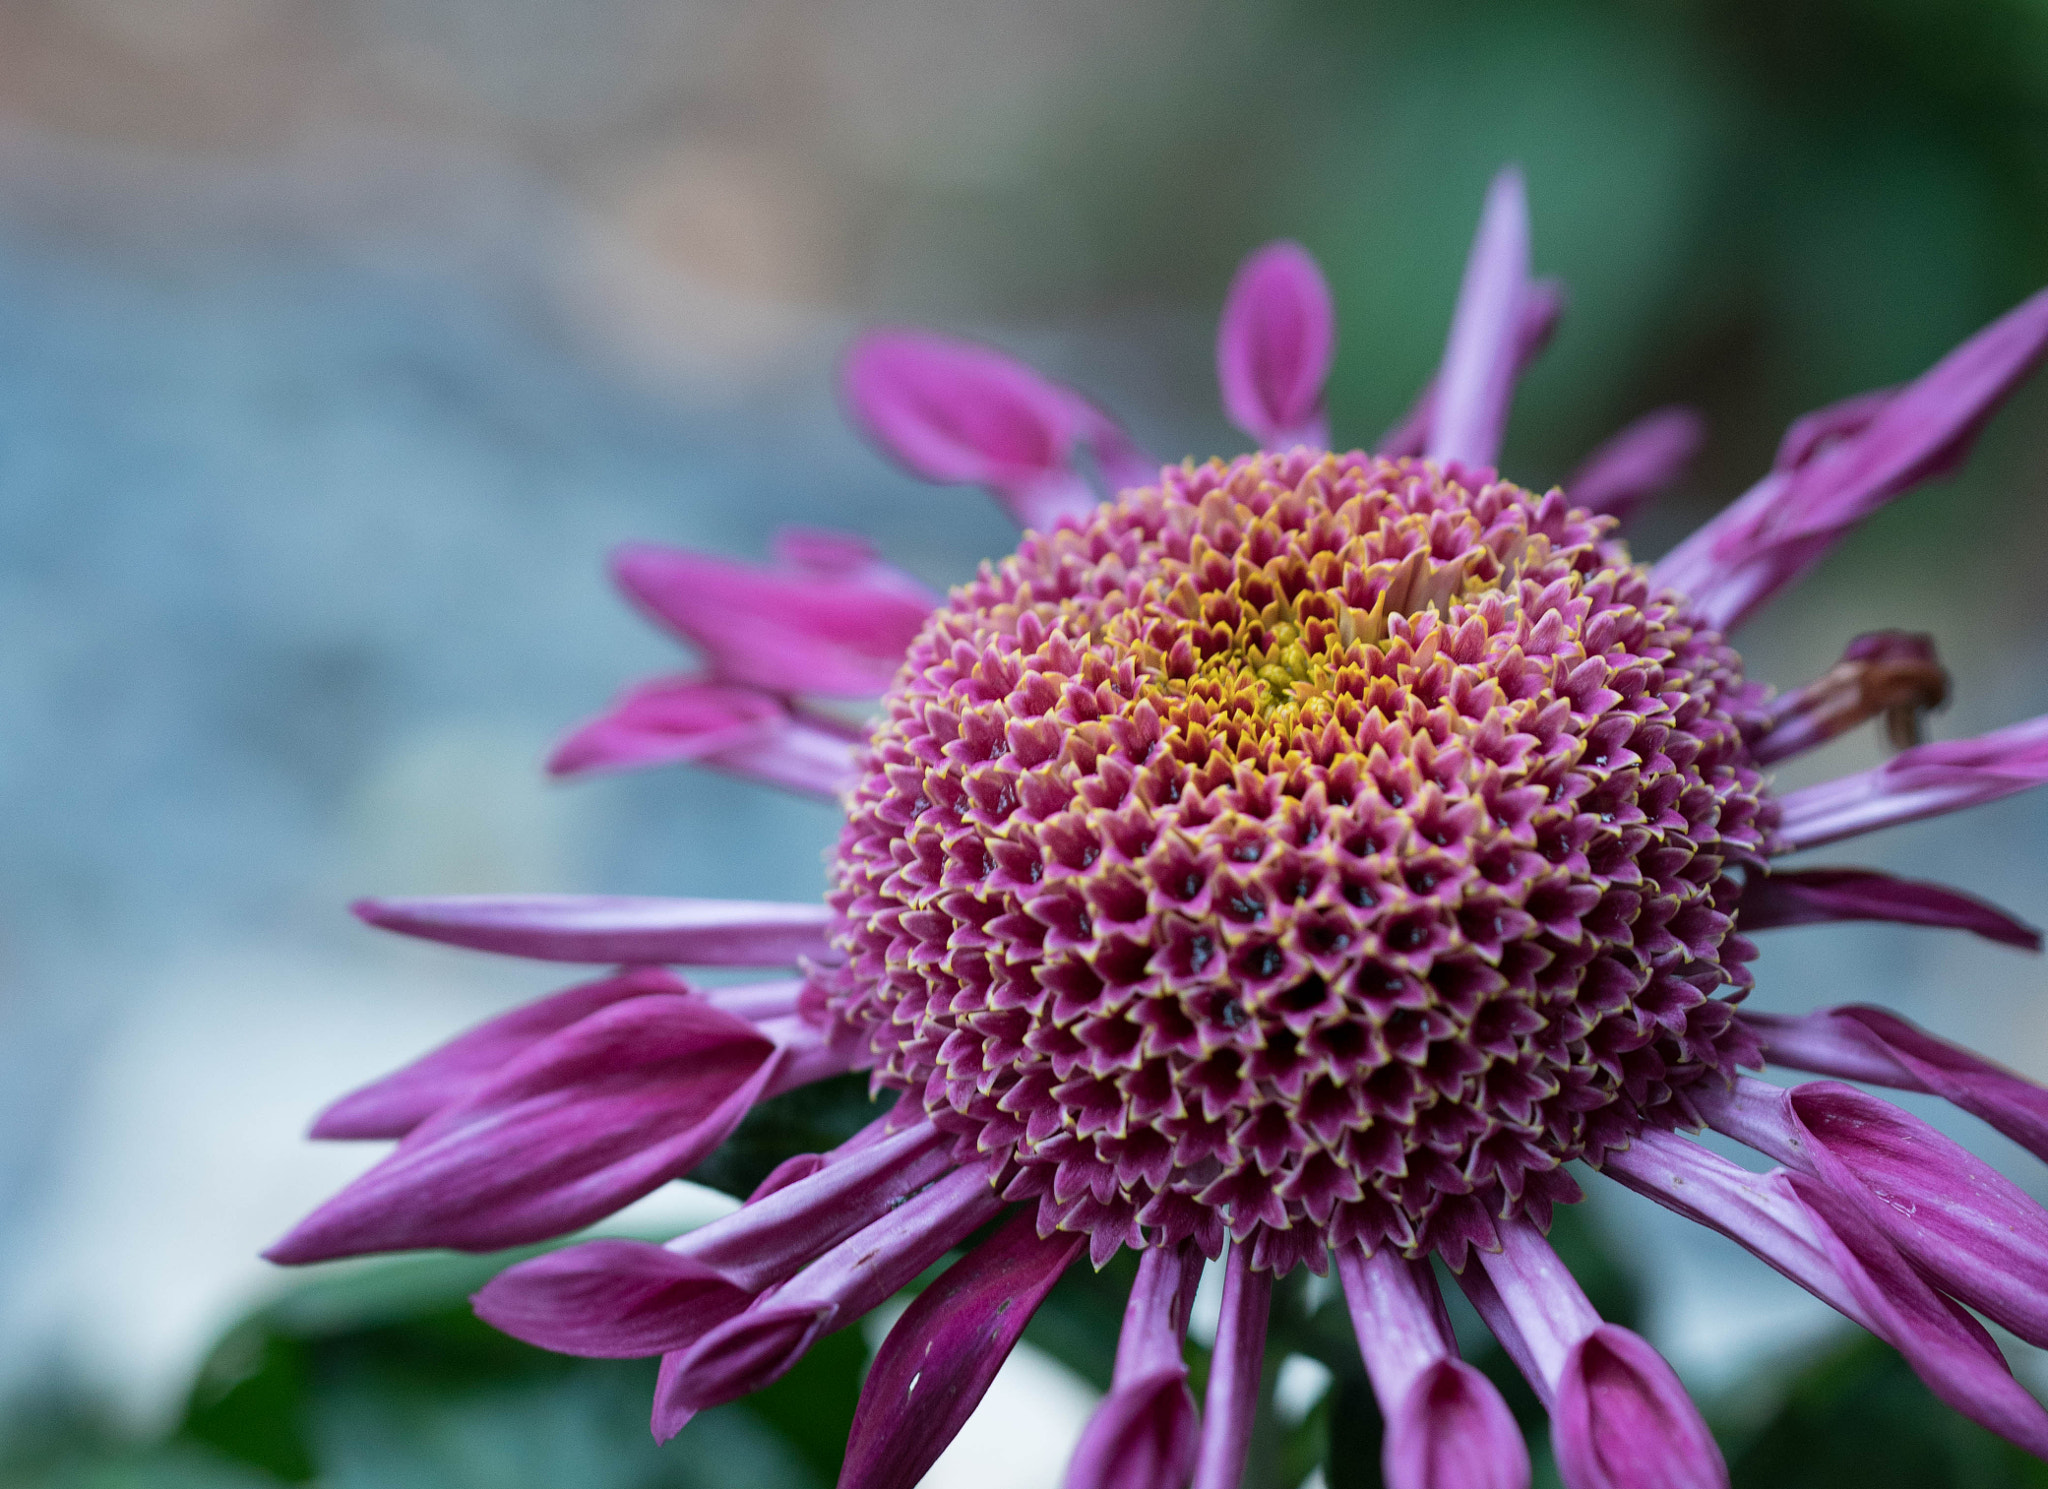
top-left (471, 1240), bottom-right (753, 1359)
top-left (661, 1300), bottom-right (834, 1414)
top-left (1748, 1004), bottom-right (2048, 1165)
top-left (611, 542), bottom-right (930, 699)
top-left (1564, 407), bottom-right (1705, 526)
top-left (547, 675), bottom-right (859, 798)
top-left (842, 330), bottom-right (1139, 530)
top-left (1788, 1081), bottom-right (2048, 1348)
top-left (1190, 1244), bottom-right (1274, 1489)
top-left (1737, 867), bottom-right (2040, 950)
top-left (352, 894), bottom-right (833, 966)
top-left (311, 966), bottom-right (693, 1140)
top-left (1775, 712), bottom-right (2048, 849)
top-left (1061, 1367), bottom-right (1200, 1489)
top-left (1384, 1358), bottom-right (1531, 1489)
top-left (266, 995), bottom-right (778, 1261)
top-left (1427, 168), bottom-right (1532, 469)
top-left (839, 1211), bottom-right (1085, 1489)
top-left (1381, 279), bottom-right (1563, 459)
top-left (1552, 1326), bottom-right (1726, 1489)
top-left (1216, 241), bottom-right (1336, 450)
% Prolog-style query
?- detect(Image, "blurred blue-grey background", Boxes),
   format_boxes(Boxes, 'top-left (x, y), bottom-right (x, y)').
top-left (2, 0), bottom-right (2047, 1482)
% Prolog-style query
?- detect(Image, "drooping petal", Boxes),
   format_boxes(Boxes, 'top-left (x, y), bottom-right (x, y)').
top-left (839, 1210), bottom-right (1085, 1489)
top-left (1775, 712), bottom-right (2048, 850)
top-left (1656, 287), bottom-right (2048, 631)
top-left (267, 995), bottom-right (782, 1262)
top-left (1464, 1217), bottom-right (1724, 1489)
top-left (1216, 241), bottom-right (1336, 450)
top-left (1736, 867), bottom-right (2040, 950)
top-left (1745, 1004), bottom-right (2048, 1164)
top-left (1384, 1359), bottom-right (1532, 1489)
top-left (1427, 168), bottom-right (1533, 469)
top-left (1552, 1327), bottom-right (1727, 1489)
top-left (1602, 1129), bottom-right (2048, 1458)
top-left (1190, 1243), bottom-right (1273, 1489)
top-left (1380, 280), bottom-right (1564, 458)
top-left (1063, 1241), bottom-right (1205, 1489)
top-left (1750, 631), bottom-right (1949, 764)
top-left (611, 542), bottom-right (932, 699)
top-left (1337, 1244), bottom-right (1527, 1489)
top-left (654, 1164), bottom-right (1003, 1427)
top-left (1563, 407), bottom-right (1706, 526)
top-left (311, 966), bottom-right (694, 1139)
top-left (352, 893), bottom-right (834, 966)
top-left (1699, 1076), bottom-right (2048, 1349)
top-left (842, 330), bottom-right (1148, 531)
top-left (473, 1119), bottom-right (949, 1359)
top-left (470, 1240), bottom-right (754, 1359)
top-left (547, 675), bottom-right (860, 797)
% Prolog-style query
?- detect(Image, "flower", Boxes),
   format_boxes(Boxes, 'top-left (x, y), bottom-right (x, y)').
top-left (271, 167), bottom-right (2048, 1489)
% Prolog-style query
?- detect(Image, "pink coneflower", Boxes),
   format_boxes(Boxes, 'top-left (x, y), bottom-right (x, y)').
top-left (272, 168), bottom-right (2048, 1489)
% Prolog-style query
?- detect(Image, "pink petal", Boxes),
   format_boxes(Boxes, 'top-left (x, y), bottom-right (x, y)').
top-left (1216, 241), bottom-right (1336, 450)
top-left (1380, 280), bottom-right (1564, 459)
top-left (267, 994), bottom-right (779, 1261)
top-left (1657, 286), bottom-right (2048, 631)
top-left (840, 1210), bottom-right (1085, 1489)
top-left (611, 543), bottom-right (929, 698)
top-left (548, 675), bottom-right (861, 797)
top-left (1385, 1359), bottom-right (1532, 1489)
top-left (311, 966), bottom-right (694, 1140)
top-left (1745, 1004), bottom-right (2048, 1165)
top-left (470, 1240), bottom-right (752, 1359)
top-left (1775, 712), bottom-right (2048, 849)
top-left (1737, 867), bottom-right (2039, 950)
top-left (1427, 168), bottom-right (1533, 469)
top-left (842, 330), bottom-right (1147, 530)
top-left (352, 893), bottom-right (833, 966)
top-left (1552, 1326), bottom-right (1727, 1489)
top-left (1564, 407), bottom-right (1705, 525)
top-left (1064, 1241), bottom-right (1206, 1489)
top-left (1190, 1243), bottom-right (1274, 1489)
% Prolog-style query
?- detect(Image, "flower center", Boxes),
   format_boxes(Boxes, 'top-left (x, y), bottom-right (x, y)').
top-left (823, 450), bottom-right (1772, 1267)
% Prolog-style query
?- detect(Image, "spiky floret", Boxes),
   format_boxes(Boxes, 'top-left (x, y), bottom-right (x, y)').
top-left (823, 449), bottom-right (1775, 1269)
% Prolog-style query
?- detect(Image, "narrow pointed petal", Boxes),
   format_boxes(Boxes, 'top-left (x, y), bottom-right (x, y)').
top-left (843, 330), bottom-right (1145, 531)
top-left (1427, 168), bottom-right (1533, 469)
top-left (1564, 407), bottom-right (1705, 525)
top-left (547, 675), bottom-right (859, 797)
top-left (1216, 241), bottom-right (1336, 450)
top-left (1776, 712), bottom-right (2048, 850)
top-left (352, 893), bottom-right (833, 966)
top-left (657, 1164), bottom-right (1004, 1415)
top-left (268, 995), bottom-right (780, 1261)
top-left (611, 542), bottom-right (931, 699)
top-left (1190, 1243), bottom-right (1273, 1489)
top-left (471, 1240), bottom-right (752, 1358)
top-left (1657, 287), bottom-right (2048, 631)
top-left (1553, 1326), bottom-right (1726, 1489)
top-left (1737, 867), bottom-right (2039, 950)
top-left (1750, 631), bottom-right (1949, 764)
top-left (1386, 1359), bottom-right (1531, 1489)
top-left (1064, 1241), bottom-right (1205, 1489)
top-left (1381, 280), bottom-right (1564, 458)
top-left (1699, 1076), bottom-right (2048, 1348)
top-left (1336, 1246), bottom-right (1457, 1412)
top-left (1603, 1130), bottom-right (2048, 1447)
top-left (1746, 1004), bottom-right (2048, 1163)
top-left (839, 1211), bottom-right (1084, 1489)
top-left (311, 966), bottom-right (694, 1139)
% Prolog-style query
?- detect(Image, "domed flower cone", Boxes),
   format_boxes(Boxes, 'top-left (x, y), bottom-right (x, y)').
top-left (274, 167), bottom-right (2048, 1489)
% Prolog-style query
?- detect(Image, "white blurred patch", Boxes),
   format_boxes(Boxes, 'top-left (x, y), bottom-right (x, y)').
top-left (915, 1338), bottom-right (1098, 1489)
top-left (1186, 1254), bottom-right (1225, 1347)
top-left (1273, 1353), bottom-right (1332, 1425)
